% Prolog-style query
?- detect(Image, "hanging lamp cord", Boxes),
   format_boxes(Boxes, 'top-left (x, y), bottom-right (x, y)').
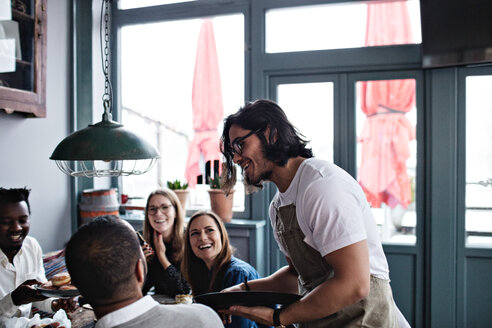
top-left (100, 0), bottom-right (113, 115)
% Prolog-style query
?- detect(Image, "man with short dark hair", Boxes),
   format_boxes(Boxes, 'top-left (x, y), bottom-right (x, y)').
top-left (65, 215), bottom-right (222, 328)
top-left (0, 187), bottom-right (77, 325)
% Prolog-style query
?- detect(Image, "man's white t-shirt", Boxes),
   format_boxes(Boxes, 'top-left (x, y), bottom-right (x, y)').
top-left (269, 158), bottom-right (390, 279)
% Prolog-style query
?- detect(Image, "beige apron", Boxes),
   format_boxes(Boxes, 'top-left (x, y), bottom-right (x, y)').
top-left (274, 191), bottom-right (398, 327)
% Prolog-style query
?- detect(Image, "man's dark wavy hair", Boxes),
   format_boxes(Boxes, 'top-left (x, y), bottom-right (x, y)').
top-left (220, 99), bottom-right (313, 191)
top-left (0, 187), bottom-right (31, 214)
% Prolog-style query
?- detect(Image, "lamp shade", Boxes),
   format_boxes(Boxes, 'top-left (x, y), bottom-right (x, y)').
top-left (50, 115), bottom-right (159, 161)
top-left (50, 114), bottom-right (160, 177)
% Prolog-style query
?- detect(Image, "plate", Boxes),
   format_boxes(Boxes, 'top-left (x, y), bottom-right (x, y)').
top-left (36, 286), bottom-right (80, 298)
top-left (194, 291), bottom-right (301, 310)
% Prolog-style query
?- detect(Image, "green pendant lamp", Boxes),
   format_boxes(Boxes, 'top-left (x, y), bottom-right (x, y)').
top-left (50, 0), bottom-right (159, 177)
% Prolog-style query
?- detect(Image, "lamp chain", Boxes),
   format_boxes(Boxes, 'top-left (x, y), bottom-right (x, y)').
top-left (101, 0), bottom-right (112, 114)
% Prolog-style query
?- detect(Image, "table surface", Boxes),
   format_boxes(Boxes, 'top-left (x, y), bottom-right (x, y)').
top-left (69, 306), bottom-right (96, 328)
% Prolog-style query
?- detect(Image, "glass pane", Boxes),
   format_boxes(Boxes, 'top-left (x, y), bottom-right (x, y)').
top-left (466, 75), bottom-right (492, 247)
top-left (355, 79), bottom-right (417, 245)
top-left (277, 82), bottom-right (334, 162)
top-left (118, 0), bottom-right (195, 10)
top-left (120, 14), bottom-right (244, 213)
top-left (266, 0), bottom-right (421, 53)
top-left (0, 0), bottom-right (35, 91)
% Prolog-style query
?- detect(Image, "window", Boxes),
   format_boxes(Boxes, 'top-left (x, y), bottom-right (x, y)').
top-left (356, 79), bottom-right (417, 245)
top-left (277, 82), bottom-right (334, 162)
top-left (265, 0), bottom-right (421, 53)
top-left (119, 14), bottom-right (245, 212)
top-left (273, 76), bottom-right (418, 245)
top-left (465, 75), bottom-right (492, 247)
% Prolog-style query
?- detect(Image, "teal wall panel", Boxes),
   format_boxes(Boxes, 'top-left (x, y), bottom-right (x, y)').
top-left (428, 68), bottom-right (458, 327)
top-left (387, 253), bottom-right (416, 327)
top-left (72, 0), bottom-right (94, 232)
top-left (465, 257), bottom-right (492, 328)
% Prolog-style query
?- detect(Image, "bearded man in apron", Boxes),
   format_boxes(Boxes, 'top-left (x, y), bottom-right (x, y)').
top-left (219, 99), bottom-right (410, 328)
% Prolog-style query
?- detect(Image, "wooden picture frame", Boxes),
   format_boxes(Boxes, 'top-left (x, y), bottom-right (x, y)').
top-left (0, 0), bottom-right (47, 117)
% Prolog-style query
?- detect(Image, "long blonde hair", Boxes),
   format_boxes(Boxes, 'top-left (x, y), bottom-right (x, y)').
top-left (181, 210), bottom-right (233, 295)
top-left (143, 189), bottom-right (185, 263)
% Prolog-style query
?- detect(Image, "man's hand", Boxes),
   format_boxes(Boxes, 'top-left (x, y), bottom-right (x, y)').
top-left (217, 283), bottom-right (246, 323)
top-left (219, 305), bottom-right (275, 326)
top-left (51, 298), bottom-right (79, 313)
top-left (11, 279), bottom-right (46, 305)
top-left (221, 283), bottom-right (245, 293)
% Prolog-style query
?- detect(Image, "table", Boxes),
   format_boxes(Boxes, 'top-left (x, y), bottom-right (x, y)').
top-left (69, 306), bottom-right (96, 328)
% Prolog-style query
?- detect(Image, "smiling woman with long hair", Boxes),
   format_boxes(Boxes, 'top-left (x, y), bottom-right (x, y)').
top-left (182, 210), bottom-right (266, 328)
top-left (141, 189), bottom-right (190, 297)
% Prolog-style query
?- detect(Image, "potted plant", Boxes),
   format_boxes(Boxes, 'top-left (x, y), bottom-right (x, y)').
top-left (207, 166), bottom-right (235, 223)
top-left (166, 179), bottom-right (189, 212)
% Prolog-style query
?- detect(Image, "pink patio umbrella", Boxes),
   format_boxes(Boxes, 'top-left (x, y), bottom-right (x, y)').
top-left (184, 19), bottom-right (224, 187)
top-left (357, 1), bottom-right (416, 208)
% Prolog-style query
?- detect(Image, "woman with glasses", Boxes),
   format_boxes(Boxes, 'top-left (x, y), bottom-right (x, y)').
top-left (141, 189), bottom-right (190, 297)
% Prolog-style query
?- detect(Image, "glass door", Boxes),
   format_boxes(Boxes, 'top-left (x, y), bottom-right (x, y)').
top-left (268, 70), bottom-right (422, 326)
top-left (349, 71), bottom-right (423, 327)
top-left (464, 74), bottom-right (492, 248)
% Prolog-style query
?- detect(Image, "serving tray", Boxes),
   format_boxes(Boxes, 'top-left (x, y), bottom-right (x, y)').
top-left (194, 291), bottom-right (301, 310)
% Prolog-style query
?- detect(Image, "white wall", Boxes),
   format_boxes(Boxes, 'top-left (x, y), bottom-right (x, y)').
top-left (0, 0), bottom-right (72, 252)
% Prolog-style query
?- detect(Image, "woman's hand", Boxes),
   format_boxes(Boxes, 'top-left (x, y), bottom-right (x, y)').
top-left (153, 230), bottom-right (166, 254)
top-left (154, 231), bottom-right (171, 269)
top-left (141, 242), bottom-right (154, 260)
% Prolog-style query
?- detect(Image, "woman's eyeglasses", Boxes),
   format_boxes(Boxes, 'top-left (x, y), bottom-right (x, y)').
top-left (148, 204), bottom-right (172, 215)
top-left (230, 129), bottom-right (260, 155)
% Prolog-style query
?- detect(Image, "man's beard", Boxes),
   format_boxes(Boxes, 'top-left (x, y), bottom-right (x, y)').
top-left (240, 144), bottom-right (273, 194)
top-left (243, 168), bottom-right (272, 195)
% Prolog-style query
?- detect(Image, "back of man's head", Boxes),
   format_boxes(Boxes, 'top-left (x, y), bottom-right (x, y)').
top-left (65, 215), bottom-right (142, 305)
top-left (0, 187), bottom-right (31, 214)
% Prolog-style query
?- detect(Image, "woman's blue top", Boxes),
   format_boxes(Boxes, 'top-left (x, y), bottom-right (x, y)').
top-left (216, 256), bottom-right (270, 328)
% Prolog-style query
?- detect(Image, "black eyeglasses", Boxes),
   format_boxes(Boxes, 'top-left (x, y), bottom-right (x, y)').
top-left (230, 129), bottom-right (259, 155)
top-left (148, 204), bottom-right (172, 215)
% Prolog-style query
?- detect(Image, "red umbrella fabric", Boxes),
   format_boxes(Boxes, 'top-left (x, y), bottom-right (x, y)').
top-left (357, 1), bottom-right (416, 208)
top-left (184, 19), bottom-right (223, 187)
